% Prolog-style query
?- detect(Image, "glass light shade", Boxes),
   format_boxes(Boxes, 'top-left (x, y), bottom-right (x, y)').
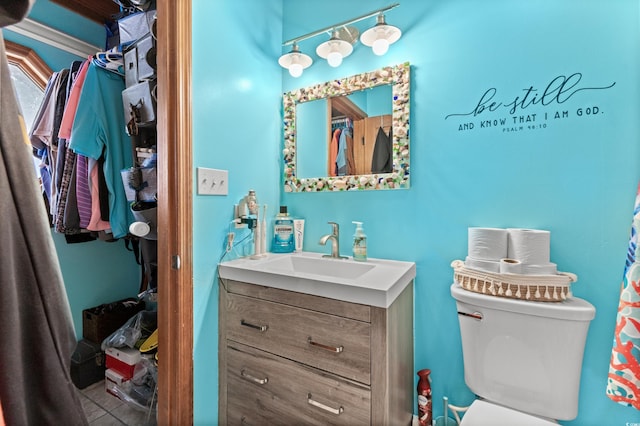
top-left (372, 38), bottom-right (389, 55)
top-left (316, 31), bottom-right (353, 67)
top-left (360, 14), bottom-right (401, 55)
top-left (278, 44), bottom-right (312, 78)
top-left (327, 51), bottom-right (343, 67)
top-left (288, 62), bottom-right (303, 77)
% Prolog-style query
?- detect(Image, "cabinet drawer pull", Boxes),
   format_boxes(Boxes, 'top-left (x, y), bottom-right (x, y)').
top-left (240, 369), bottom-right (268, 385)
top-left (240, 319), bottom-right (268, 332)
top-left (307, 393), bottom-right (344, 415)
top-left (307, 337), bottom-right (343, 353)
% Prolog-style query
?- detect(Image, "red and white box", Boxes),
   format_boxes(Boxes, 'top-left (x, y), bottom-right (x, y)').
top-left (105, 347), bottom-right (141, 379)
top-left (105, 368), bottom-right (129, 398)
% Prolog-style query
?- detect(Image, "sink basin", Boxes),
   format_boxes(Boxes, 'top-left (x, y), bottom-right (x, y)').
top-left (218, 251), bottom-right (416, 308)
top-left (264, 255), bottom-right (375, 279)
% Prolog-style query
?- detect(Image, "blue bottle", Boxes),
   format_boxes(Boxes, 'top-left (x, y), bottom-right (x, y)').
top-left (272, 206), bottom-right (295, 253)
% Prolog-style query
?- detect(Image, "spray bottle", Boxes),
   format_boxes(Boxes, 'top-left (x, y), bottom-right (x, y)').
top-left (417, 369), bottom-right (433, 426)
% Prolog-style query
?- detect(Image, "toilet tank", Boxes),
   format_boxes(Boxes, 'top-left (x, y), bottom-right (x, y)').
top-left (450, 284), bottom-right (595, 421)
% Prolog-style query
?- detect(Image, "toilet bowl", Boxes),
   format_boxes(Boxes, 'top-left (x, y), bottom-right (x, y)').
top-left (460, 400), bottom-right (557, 425)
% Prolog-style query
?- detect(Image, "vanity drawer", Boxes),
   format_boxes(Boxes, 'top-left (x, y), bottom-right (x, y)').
top-left (226, 342), bottom-right (371, 426)
top-left (225, 292), bottom-right (371, 384)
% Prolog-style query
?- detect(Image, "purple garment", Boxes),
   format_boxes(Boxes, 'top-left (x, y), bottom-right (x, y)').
top-left (76, 154), bottom-right (92, 228)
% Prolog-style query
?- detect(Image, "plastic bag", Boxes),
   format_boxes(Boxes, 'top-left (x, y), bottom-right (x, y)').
top-left (101, 310), bottom-right (157, 351)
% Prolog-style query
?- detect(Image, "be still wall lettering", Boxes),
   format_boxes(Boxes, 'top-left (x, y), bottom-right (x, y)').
top-left (445, 73), bottom-right (615, 133)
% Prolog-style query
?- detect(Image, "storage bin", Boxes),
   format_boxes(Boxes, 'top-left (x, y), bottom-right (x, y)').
top-left (70, 339), bottom-right (105, 389)
top-left (118, 10), bottom-right (156, 46)
top-left (83, 298), bottom-right (145, 345)
top-left (123, 33), bottom-right (156, 88)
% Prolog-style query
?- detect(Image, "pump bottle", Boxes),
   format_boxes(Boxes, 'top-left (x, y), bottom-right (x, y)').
top-left (352, 221), bottom-right (367, 261)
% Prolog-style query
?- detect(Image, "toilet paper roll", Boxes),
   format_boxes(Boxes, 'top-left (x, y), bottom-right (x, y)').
top-left (468, 227), bottom-right (508, 260)
top-left (499, 258), bottom-right (522, 274)
top-left (521, 263), bottom-right (558, 275)
top-left (507, 228), bottom-right (550, 264)
top-left (465, 256), bottom-right (500, 273)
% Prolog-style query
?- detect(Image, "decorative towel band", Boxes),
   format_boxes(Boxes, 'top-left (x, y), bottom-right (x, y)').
top-left (451, 260), bottom-right (577, 302)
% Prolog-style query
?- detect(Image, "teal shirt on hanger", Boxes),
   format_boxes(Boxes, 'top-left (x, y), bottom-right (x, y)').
top-left (70, 63), bottom-right (134, 239)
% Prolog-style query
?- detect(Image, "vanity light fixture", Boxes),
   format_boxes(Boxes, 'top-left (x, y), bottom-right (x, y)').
top-left (360, 13), bottom-right (402, 56)
top-left (278, 42), bottom-right (313, 77)
top-left (279, 3), bottom-right (400, 75)
top-left (316, 29), bottom-right (354, 68)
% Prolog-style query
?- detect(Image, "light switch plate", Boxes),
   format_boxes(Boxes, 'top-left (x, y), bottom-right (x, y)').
top-left (197, 167), bottom-right (228, 195)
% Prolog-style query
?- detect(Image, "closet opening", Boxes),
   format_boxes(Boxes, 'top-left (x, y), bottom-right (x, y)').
top-left (6, 0), bottom-right (194, 421)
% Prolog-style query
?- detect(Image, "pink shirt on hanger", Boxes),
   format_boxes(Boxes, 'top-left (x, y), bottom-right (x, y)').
top-left (86, 158), bottom-right (111, 232)
top-left (57, 58), bottom-right (91, 140)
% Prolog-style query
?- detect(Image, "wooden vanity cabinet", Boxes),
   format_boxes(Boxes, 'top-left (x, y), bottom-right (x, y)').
top-left (219, 278), bottom-right (414, 426)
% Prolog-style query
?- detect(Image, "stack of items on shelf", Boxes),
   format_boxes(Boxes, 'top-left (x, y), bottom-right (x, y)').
top-left (117, 5), bottom-right (159, 297)
top-left (451, 227), bottom-right (577, 302)
top-left (70, 298), bottom-right (145, 389)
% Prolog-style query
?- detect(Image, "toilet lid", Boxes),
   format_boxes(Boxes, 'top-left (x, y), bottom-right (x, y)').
top-left (460, 400), bottom-right (558, 426)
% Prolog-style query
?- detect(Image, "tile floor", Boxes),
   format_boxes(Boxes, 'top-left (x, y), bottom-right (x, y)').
top-left (79, 380), bottom-right (420, 426)
top-left (79, 380), bottom-right (156, 426)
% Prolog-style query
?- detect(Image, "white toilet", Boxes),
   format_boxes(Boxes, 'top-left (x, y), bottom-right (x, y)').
top-left (450, 283), bottom-right (595, 425)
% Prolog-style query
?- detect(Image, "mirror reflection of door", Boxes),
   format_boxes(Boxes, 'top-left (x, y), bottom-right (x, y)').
top-left (329, 93), bottom-right (392, 176)
top-left (328, 95), bottom-right (393, 176)
top-left (294, 83), bottom-right (394, 180)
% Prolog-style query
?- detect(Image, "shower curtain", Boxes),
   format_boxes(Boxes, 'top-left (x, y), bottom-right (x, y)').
top-left (0, 1), bottom-right (87, 424)
top-left (607, 182), bottom-right (640, 410)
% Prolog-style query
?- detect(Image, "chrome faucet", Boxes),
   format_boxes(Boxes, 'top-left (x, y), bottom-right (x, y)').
top-left (319, 222), bottom-right (348, 259)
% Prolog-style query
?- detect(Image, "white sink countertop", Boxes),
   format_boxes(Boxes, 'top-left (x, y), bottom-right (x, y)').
top-left (218, 251), bottom-right (416, 308)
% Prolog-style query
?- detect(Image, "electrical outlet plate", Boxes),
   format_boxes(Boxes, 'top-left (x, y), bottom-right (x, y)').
top-left (197, 167), bottom-right (228, 195)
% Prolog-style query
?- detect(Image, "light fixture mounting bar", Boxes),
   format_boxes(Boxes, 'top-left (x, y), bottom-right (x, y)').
top-left (282, 3), bottom-right (400, 47)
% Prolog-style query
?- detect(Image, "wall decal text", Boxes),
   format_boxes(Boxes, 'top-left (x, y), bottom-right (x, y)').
top-left (445, 73), bottom-right (615, 133)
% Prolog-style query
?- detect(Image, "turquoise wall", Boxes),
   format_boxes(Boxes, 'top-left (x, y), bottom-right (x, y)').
top-left (11, 0), bottom-right (640, 424)
top-left (278, 0), bottom-right (640, 425)
top-left (4, 1), bottom-right (142, 338)
top-left (191, 0), bottom-right (283, 424)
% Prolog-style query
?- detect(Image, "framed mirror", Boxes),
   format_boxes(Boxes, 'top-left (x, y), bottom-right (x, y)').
top-left (283, 62), bottom-right (410, 192)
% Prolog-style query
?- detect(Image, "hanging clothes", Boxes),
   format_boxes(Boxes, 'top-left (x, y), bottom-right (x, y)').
top-left (371, 125), bottom-right (393, 173)
top-left (607, 182), bottom-right (640, 410)
top-left (29, 50), bottom-right (131, 241)
top-left (336, 125), bottom-right (351, 176)
top-left (0, 1), bottom-right (87, 424)
top-left (346, 128), bottom-right (355, 176)
top-left (329, 127), bottom-right (341, 177)
top-left (76, 154), bottom-right (92, 229)
top-left (69, 62), bottom-right (134, 239)
top-left (30, 70), bottom-right (66, 212)
top-left (58, 59), bottom-right (91, 140)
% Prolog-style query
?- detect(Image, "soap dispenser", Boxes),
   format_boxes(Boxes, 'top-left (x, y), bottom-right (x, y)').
top-left (352, 221), bottom-right (367, 261)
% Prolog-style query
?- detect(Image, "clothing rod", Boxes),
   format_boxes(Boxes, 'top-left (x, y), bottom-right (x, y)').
top-left (6, 18), bottom-right (100, 58)
top-left (283, 3), bottom-right (400, 46)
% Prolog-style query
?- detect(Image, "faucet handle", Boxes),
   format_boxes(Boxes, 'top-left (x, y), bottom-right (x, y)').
top-left (327, 221), bottom-right (339, 235)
